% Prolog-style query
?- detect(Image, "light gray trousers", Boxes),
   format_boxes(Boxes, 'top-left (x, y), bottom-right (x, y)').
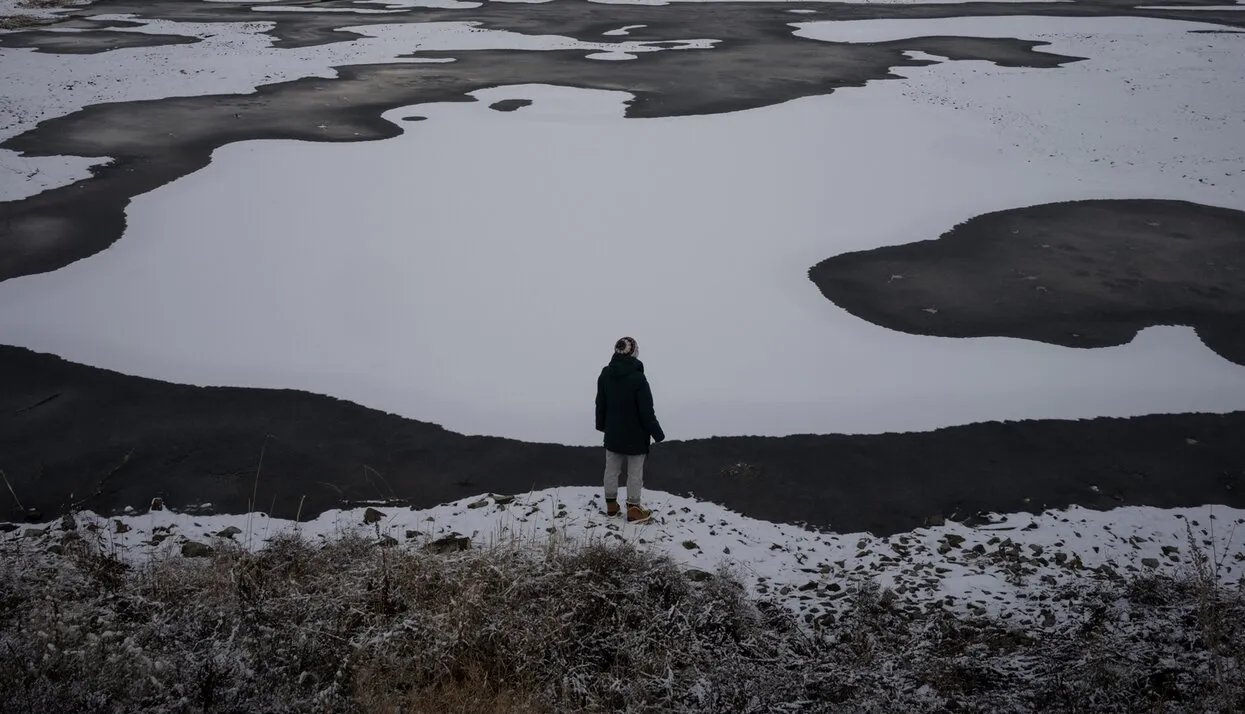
top-left (603, 450), bottom-right (646, 506)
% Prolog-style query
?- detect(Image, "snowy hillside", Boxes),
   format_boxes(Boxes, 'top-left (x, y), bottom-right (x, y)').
top-left (8, 487), bottom-right (1243, 627)
top-left (3, 489), bottom-right (1244, 711)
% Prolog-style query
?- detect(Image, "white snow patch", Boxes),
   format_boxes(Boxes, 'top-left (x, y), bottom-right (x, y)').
top-left (0, 149), bottom-right (105, 201)
top-left (603, 24), bottom-right (648, 35)
top-left (903, 49), bottom-right (951, 61)
top-left (1138, 4), bottom-right (1244, 8)
top-left (792, 16), bottom-right (1245, 195)
top-left (590, 0), bottom-right (1070, 5)
top-left (353, 0), bottom-right (482, 6)
top-left (259, 5), bottom-right (408, 12)
top-left (0, 0), bottom-right (92, 23)
top-left (0, 18), bottom-right (714, 142)
top-left (0, 19), bottom-right (713, 198)
top-left (791, 13), bottom-right (1241, 42)
top-left (8, 488), bottom-right (1243, 627)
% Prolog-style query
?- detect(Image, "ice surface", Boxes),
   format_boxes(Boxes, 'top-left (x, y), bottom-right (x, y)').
top-left (602, 24), bottom-right (648, 35)
top-left (351, 0), bottom-right (482, 6)
top-left (590, 0), bottom-right (1071, 5)
top-left (0, 19), bottom-right (714, 196)
top-left (0, 149), bottom-right (105, 201)
top-left (0, 0), bottom-right (91, 21)
top-left (0, 18), bottom-right (715, 144)
top-left (1, 16), bottom-right (1243, 444)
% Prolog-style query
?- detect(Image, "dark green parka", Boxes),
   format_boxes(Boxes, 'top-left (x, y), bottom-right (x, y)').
top-left (595, 354), bottom-right (665, 455)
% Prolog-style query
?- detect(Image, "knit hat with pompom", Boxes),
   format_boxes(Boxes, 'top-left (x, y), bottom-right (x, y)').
top-left (614, 336), bottom-right (638, 358)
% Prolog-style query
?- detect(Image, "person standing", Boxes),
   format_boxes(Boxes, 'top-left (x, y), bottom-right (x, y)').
top-left (595, 336), bottom-right (665, 522)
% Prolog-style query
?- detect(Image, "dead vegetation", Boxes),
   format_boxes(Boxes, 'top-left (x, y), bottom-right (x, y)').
top-left (16, 0), bottom-right (83, 8)
top-left (0, 0), bottom-right (90, 29)
top-left (0, 14), bottom-right (49, 29)
top-left (0, 531), bottom-right (821, 713)
top-left (0, 525), bottom-right (1241, 713)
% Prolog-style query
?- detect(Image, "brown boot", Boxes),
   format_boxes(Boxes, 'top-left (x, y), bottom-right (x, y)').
top-left (626, 504), bottom-right (652, 523)
top-left (605, 499), bottom-right (620, 517)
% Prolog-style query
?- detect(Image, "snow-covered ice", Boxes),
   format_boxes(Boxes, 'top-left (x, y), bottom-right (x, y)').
top-left (350, 0), bottom-right (482, 8)
top-left (0, 149), bottom-right (105, 201)
top-left (3, 14), bottom-right (1245, 444)
top-left (1138, 4), bottom-right (1244, 8)
top-left (0, 18), bottom-right (715, 144)
top-left (261, 5), bottom-right (408, 13)
top-left (794, 16), bottom-right (1245, 194)
top-left (792, 14), bottom-right (1243, 42)
top-left (590, 0), bottom-right (1071, 5)
top-left (5, 488), bottom-right (1243, 627)
top-left (603, 24), bottom-right (647, 35)
top-left (0, 18), bottom-right (715, 196)
top-left (2, 16), bottom-right (1245, 444)
top-left (0, 0), bottom-right (92, 23)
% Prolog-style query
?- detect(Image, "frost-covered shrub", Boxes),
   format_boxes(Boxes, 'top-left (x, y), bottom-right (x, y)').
top-left (0, 534), bottom-right (819, 713)
top-left (0, 529), bottom-right (1241, 713)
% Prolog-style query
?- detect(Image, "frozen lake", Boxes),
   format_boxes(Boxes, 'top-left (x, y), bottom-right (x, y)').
top-left (1, 13), bottom-right (1243, 444)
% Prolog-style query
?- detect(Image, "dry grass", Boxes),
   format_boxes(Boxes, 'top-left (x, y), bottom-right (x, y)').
top-left (0, 0), bottom-right (91, 29)
top-left (0, 523), bottom-right (1242, 713)
top-left (0, 15), bottom-right (50, 29)
top-left (17, 0), bottom-right (82, 9)
top-left (0, 530), bottom-right (818, 713)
